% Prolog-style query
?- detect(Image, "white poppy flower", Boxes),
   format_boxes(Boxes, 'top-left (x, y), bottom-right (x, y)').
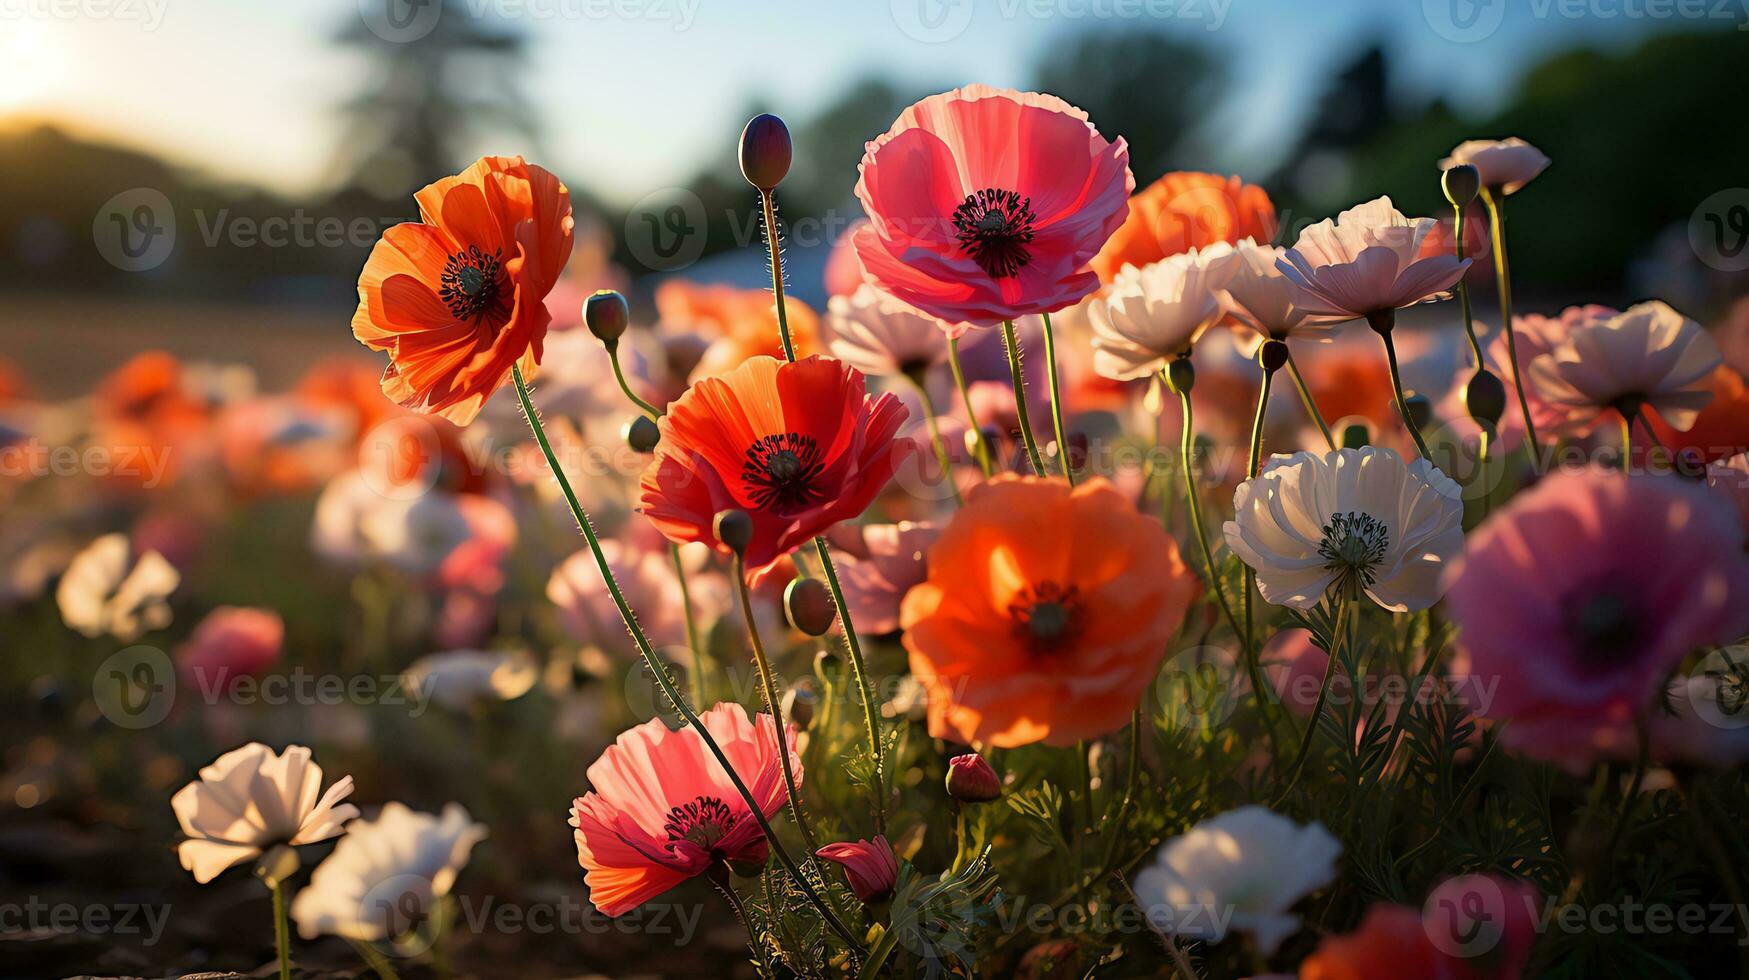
top-left (56, 533), bottom-right (180, 640)
top-left (1132, 805), bottom-right (1342, 954)
top-left (1216, 238), bottom-right (1345, 355)
top-left (171, 743), bottom-right (359, 884)
top-left (1275, 197), bottom-right (1469, 321)
top-left (1526, 300), bottom-right (1721, 436)
top-left (1439, 137), bottom-right (1550, 195)
top-left (825, 282), bottom-right (961, 377)
top-left (1223, 447), bottom-right (1464, 612)
top-left (291, 802), bottom-right (486, 942)
top-left (1088, 243), bottom-right (1238, 380)
top-left (403, 649), bottom-right (538, 712)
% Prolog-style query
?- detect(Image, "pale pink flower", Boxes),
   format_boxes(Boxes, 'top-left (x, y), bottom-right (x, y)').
top-left (548, 540), bottom-right (721, 656)
top-left (1088, 243), bottom-right (1238, 380)
top-left (570, 702), bottom-right (798, 916)
top-left (1439, 138), bottom-right (1550, 195)
top-left (1275, 197), bottom-right (1470, 321)
top-left (1527, 300), bottom-right (1722, 437)
top-left (1446, 468), bottom-right (1749, 770)
top-left (825, 283), bottom-right (961, 378)
top-left (816, 835), bottom-right (899, 902)
top-left (823, 521), bottom-right (941, 634)
top-left (1216, 238), bottom-right (1344, 356)
top-left (172, 743), bottom-right (358, 883)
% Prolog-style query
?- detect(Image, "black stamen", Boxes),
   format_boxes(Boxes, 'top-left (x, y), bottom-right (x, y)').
top-left (1318, 511), bottom-right (1391, 590)
top-left (439, 245), bottom-right (510, 324)
top-left (742, 432), bottom-right (826, 514)
top-left (953, 188), bottom-right (1036, 280)
top-left (1009, 581), bottom-right (1082, 653)
top-left (663, 795), bottom-right (736, 851)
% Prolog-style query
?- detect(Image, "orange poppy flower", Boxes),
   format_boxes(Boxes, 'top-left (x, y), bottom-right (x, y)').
top-left (638, 355), bottom-right (911, 573)
top-left (900, 476), bottom-right (1199, 747)
top-left (655, 280), bottom-right (819, 380)
top-left (1648, 363), bottom-right (1749, 463)
top-left (1089, 172), bottom-right (1277, 284)
top-left (352, 156), bottom-right (574, 425)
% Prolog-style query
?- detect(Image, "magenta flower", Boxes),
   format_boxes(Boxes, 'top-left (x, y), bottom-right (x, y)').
top-left (1446, 467), bottom-right (1749, 770)
top-left (853, 85), bottom-right (1133, 325)
top-left (815, 835), bottom-right (899, 903)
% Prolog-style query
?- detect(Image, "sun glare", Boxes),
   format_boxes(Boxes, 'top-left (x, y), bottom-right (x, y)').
top-left (0, 25), bottom-right (68, 113)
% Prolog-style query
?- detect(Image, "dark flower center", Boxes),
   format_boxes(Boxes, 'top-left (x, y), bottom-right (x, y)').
top-left (663, 795), bottom-right (736, 853)
top-left (742, 432), bottom-right (826, 514)
top-left (1318, 511), bottom-right (1391, 592)
top-left (1569, 593), bottom-right (1644, 665)
top-left (1009, 581), bottom-right (1082, 653)
top-left (440, 245), bottom-right (510, 324)
top-left (953, 188), bottom-right (1036, 280)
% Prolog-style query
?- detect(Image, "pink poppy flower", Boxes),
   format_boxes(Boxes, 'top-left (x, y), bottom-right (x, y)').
top-left (547, 539), bottom-right (713, 657)
top-left (1446, 467), bottom-right (1749, 770)
top-left (1442, 306), bottom-right (1617, 451)
top-left (823, 521), bottom-right (941, 634)
top-left (1216, 238), bottom-right (1346, 357)
top-left (1526, 300), bottom-right (1722, 437)
top-left (825, 283), bottom-right (962, 378)
top-left (1276, 197), bottom-right (1471, 322)
top-left (1439, 138), bottom-right (1550, 195)
top-left (815, 835), bottom-right (898, 902)
top-left (569, 702), bottom-right (798, 916)
top-left (176, 606), bottom-right (285, 693)
top-left (852, 85), bottom-right (1134, 326)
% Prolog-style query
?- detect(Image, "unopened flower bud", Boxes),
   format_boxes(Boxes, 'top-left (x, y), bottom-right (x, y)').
top-left (945, 752), bottom-right (1002, 803)
top-left (1341, 422), bottom-right (1371, 449)
top-left (1259, 339), bottom-right (1289, 374)
top-left (784, 578), bottom-right (836, 637)
top-left (738, 113), bottom-right (792, 191)
top-left (781, 685), bottom-right (815, 731)
top-left (714, 510), bottom-right (754, 555)
top-left (1441, 164), bottom-right (1481, 207)
top-left (584, 290), bottom-right (629, 346)
top-left (624, 415), bottom-right (660, 453)
top-left (1463, 369), bottom-right (1507, 428)
top-left (1166, 356), bottom-right (1195, 395)
top-left (815, 836), bottom-right (898, 903)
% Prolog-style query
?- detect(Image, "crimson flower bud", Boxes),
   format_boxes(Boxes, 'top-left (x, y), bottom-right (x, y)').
top-left (784, 578), bottom-right (836, 637)
top-left (584, 289), bottom-right (629, 345)
top-left (738, 113), bottom-right (792, 192)
top-left (945, 752), bottom-right (1002, 803)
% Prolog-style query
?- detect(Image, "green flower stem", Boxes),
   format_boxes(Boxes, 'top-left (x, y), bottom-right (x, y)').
top-left (1040, 311), bottom-right (1074, 483)
top-left (269, 878), bottom-right (291, 980)
top-left (350, 939), bottom-right (401, 980)
top-left (813, 535), bottom-right (887, 834)
top-left (608, 343), bottom-right (661, 419)
top-left (671, 543), bottom-right (709, 702)
top-left (1452, 202), bottom-right (1485, 372)
top-left (948, 336), bottom-right (995, 477)
top-left (511, 364), bottom-right (861, 955)
top-left (908, 371), bottom-right (964, 507)
top-left (760, 190), bottom-right (796, 362)
top-left (1276, 584), bottom-right (1356, 804)
top-left (1483, 189), bottom-right (1539, 447)
top-left (731, 553), bottom-right (824, 861)
top-left (1242, 362), bottom-right (1285, 753)
top-left (1374, 322), bottom-right (1432, 458)
top-left (1001, 319), bottom-right (1047, 476)
top-left (1283, 347), bottom-right (1335, 451)
top-left (1096, 706), bottom-right (1143, 874)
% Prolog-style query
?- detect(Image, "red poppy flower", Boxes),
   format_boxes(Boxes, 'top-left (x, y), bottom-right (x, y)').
top-left (638, 355), bottom-right (912, 573)
top-left (852, 85), bottom-right (1133, 325)
top-left (352, 156), bottom-right (574, 425)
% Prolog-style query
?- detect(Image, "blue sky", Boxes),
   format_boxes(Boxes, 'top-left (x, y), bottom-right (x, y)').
top-left (0, 0), bottom-right (1730, 204)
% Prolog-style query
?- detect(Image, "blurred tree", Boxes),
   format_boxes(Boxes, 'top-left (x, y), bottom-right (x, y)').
top-left (1033, 31), bottom-right (1223, 185)
top-left (332, 0), bottom-right (542, 199)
